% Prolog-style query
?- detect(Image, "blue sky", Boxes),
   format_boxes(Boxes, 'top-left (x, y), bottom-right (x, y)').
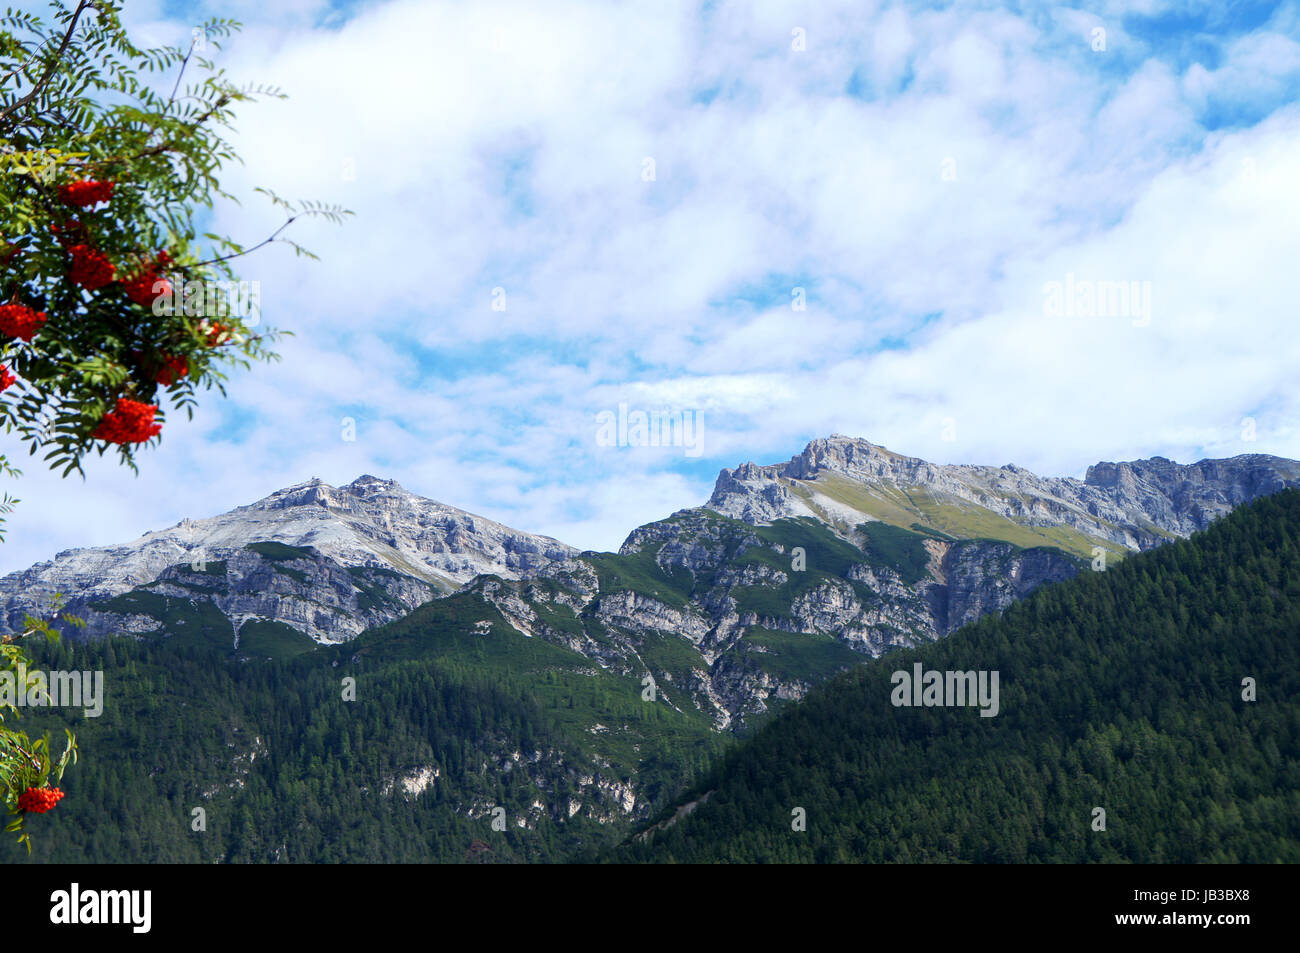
top-left (3, 0), bottom-right (1300, 571)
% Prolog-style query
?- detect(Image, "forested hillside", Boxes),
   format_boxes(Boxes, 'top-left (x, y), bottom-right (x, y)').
top-left (3, 606), bottom-right (722, 863)
top-left (614, 489), bottom-right (1300, 863)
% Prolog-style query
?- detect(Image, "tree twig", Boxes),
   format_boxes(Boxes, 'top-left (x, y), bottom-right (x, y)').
top-left (0, 0), bottom-right (96, 131)
top-left (190, 214), bottom-right (299, 269)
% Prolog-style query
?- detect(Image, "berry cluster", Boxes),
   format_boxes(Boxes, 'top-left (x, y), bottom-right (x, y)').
top-left (121, 250), bottom-right (173, 307)
top-left (13, 180), bottom-right (228, 444)
top-left (58, 179), bottom-right (115, 208)
top-left (0, 302), bottom-right (48, 341)
top-left (92, 397), bottom-right (162, 445)
top-left (153, 354), bottom-right (188, 387)
top-left (16, 786), bottom-right (65, 814)
top-left (68, 243), bottom-right (116, 289)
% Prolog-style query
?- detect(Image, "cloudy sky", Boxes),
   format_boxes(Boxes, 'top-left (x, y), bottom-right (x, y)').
top-left (3, 0), bottom-right (1299, 572)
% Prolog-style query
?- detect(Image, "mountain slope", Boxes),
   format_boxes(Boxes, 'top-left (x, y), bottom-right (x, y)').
top-left (461, 510), bottom-right (1080, 728)
top-left (0, 475), bottom-right (576, 644)
top-left (613, 489), bottom-right (1300, 863)
top-left (708, 434), bottom-right (1300, 558)
top-left (452, 437), bottom-right (1297, 729)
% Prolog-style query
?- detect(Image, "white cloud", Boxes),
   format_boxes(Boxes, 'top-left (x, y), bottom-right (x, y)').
top-left (3, 0), bottom-right (1298, 572)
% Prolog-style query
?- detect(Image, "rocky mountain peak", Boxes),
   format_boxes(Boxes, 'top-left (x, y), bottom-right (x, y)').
top-left (706, 434), bottom-right (1300, 555)
top-left (0, 475), bottom-right (577, 639)
top-left (787, 435), bottom-right (937, 483)
top-left (345, 474), bottom-right (404, 492)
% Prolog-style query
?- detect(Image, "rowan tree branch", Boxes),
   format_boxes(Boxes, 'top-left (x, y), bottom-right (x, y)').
top-left (82, 93), bottom-right (232, 170)
top-left (0, 0), bottom-right (96, 131)
top-left (190, 214), bottom-right (299, 269)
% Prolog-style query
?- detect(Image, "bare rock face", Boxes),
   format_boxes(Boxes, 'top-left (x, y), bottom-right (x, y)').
top-left (706, 464), bottom-right (818, 524)
top-left (1081, 455), bottom-right (1300, 534)
top-left (938, 540), bottom-right (1080, 633)
top-left (708, 435), bottom-right (1300, 552)
top-left (0, 475), bottom-right (575, 641)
